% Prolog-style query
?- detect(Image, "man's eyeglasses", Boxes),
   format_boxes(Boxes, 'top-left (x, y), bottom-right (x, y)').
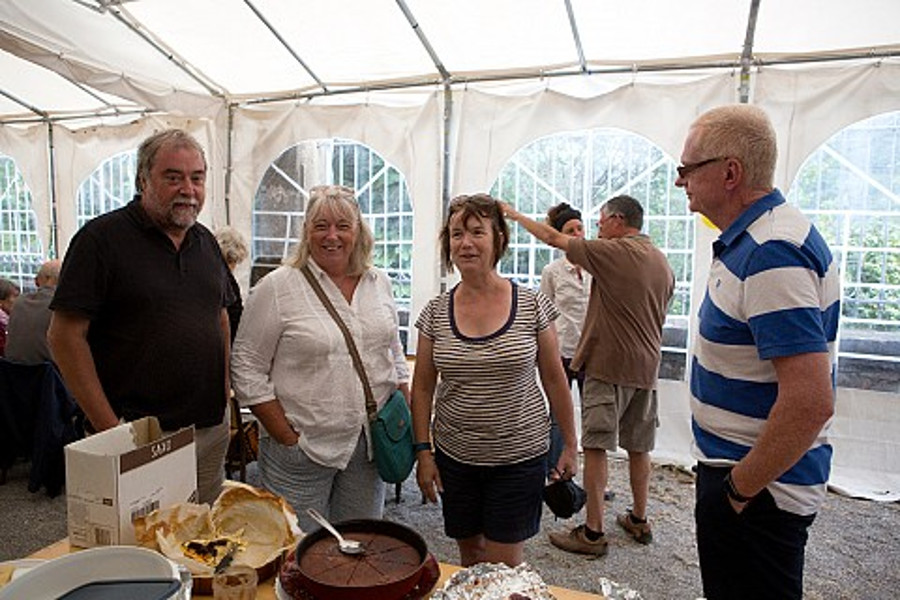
top-left (599, 213), bottom-right (624, 224)
top-left (676, 157), bottom-right (727, 178)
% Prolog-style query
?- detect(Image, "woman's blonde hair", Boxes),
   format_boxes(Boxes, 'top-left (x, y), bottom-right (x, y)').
top-left (289, 185), bottom-right (374, 276)
top-left (214, 226), bottom-right (249, 268)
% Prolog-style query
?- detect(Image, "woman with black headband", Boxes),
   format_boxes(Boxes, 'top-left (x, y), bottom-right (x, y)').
top-left (540, 202), bottom-right (591, 476)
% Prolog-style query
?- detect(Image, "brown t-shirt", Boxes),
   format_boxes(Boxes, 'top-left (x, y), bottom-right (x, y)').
top-left (566, 235), bottom-right (674, 389)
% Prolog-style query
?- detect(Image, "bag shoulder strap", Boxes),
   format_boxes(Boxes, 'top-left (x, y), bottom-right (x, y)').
top-left (300, 264), bottom-right (377, 421)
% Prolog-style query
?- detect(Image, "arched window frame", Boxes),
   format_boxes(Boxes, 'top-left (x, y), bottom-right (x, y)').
top-left (0, 154), bottom-right (44, 291)
top-left (788, 110), bottom-right (900, 392)
top-left (76, 150), bottom-right (137, 228)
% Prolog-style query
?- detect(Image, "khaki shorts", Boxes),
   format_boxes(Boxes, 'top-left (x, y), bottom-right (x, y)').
top-left (580, 377), bottom-right (658, 453)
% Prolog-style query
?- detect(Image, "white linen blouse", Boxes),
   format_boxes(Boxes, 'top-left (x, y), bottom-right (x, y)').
top-left (540, 256), bottom-right (591, 359)
top-left (230, 260), bottom-right (408, 469)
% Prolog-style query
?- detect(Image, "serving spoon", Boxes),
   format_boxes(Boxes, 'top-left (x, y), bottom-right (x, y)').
top-left (306, 508), bottom-right (365, 555)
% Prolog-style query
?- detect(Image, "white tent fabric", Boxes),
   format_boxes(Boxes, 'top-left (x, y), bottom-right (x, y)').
top-left (2, 0), bottom-right (899, 501)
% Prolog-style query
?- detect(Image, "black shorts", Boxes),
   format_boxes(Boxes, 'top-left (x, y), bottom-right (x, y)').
top-left (435, 447), bottom-right (545, 544)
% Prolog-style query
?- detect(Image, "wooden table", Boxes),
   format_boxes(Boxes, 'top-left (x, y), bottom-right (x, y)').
top-left (30, 539), bottom-right (603, 599)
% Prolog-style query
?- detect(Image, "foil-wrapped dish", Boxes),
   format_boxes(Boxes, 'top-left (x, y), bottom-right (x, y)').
top-left (431, 562), bottom-right (557, 600)
top-left (598, 577), bottom-right (643, 600)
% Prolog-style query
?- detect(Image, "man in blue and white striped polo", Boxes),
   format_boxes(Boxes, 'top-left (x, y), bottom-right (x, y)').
top-left (675, 104), bottom-right (840, 600)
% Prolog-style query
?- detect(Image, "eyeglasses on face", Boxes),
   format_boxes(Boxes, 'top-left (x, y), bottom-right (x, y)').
top-left (676, 156), bottom-right (727, 178)
top-left (599, 212), bottom-right (624, 223)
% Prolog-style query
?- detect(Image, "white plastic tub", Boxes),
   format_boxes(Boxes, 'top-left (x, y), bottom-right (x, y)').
top-left (0, 546), bottom-right (180, 599)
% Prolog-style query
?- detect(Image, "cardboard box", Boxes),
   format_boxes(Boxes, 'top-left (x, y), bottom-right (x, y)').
top-left (65, 417), bottom-right (197, 548)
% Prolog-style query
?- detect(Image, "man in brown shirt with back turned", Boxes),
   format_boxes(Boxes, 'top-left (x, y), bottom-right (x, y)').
top-left (504, 195), bottom-right (674, 556)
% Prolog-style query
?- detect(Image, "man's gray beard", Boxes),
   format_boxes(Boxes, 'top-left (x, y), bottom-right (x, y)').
top-left (170, 211), bottom-right (197, 230)
top-left (168, 197), bottom-right (199, 230)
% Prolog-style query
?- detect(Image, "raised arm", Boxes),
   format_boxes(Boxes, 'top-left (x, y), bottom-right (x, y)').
top-left (501, 202), bottom-right (574, 252)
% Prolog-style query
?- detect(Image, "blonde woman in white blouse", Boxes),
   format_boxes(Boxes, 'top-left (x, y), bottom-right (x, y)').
top-left (231, 185), bottom-right (409, 533)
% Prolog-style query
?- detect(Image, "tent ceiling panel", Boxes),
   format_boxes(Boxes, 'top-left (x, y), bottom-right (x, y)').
top-left (127, 0), bottom-right (314, 95)
top-left (0, 48), bottom-right (139, 120)
top-left (0, 0), bottom-right (209, 96)
top-left (572, 0), bottom-right (749, 64)
top-left (0, 0), bottom-right (899, 122)
top-left (247, 0), bottom-right (439, 87)
top-left (753, 0), bottom-right (900, 55)
top-left (406, 0), bottom-right (578, 75)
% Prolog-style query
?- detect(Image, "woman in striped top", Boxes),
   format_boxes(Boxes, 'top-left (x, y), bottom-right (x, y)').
top-left (411, 193), bottom-right (579, 568)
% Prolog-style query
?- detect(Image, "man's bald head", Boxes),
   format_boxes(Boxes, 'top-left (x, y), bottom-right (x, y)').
top-left (36, 259), bottom-right (61, 288)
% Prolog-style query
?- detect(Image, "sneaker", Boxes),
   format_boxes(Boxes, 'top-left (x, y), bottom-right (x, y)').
top-left (548, 525), bottom-right (608, 556)
top-left (617, 510), bottom-right (652, 544)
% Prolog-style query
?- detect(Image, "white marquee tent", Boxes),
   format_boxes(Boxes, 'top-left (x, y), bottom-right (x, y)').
top-left (2, 0), bottom-right (899, 499)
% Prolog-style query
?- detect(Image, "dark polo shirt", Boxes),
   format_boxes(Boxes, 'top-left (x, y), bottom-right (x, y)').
top-left (51, 198), bottom-right (234, 430)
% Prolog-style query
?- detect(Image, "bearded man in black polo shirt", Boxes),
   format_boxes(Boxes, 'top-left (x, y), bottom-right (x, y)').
top-left (49, 129), bottom-right (235, 505)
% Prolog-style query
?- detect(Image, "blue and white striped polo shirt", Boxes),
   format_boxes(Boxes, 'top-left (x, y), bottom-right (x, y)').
top-left (691, 189), bottom-right (841, 515)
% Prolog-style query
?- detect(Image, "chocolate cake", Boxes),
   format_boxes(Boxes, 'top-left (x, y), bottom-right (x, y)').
top-left (279, 519), bottom-right (436, 600)
top-left (298, 530), bottom-right (422, 586)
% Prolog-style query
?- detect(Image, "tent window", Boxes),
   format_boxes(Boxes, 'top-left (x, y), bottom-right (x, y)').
top-left (0, 155), bottom-right (44, 291)
top-left (788, 110), bottom-right (900, 393)
top-left (76, 150), bottom-right (136, 228)
top-left (252, 139), bottom-right (414, 350)
top-left (494, 129), bottom-right (693, 382)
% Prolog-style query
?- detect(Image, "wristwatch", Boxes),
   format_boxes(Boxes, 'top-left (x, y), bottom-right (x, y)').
top-left (412, 441), bottom-right (432, 454)
top-left (724, 470), bottom-right (754, 503)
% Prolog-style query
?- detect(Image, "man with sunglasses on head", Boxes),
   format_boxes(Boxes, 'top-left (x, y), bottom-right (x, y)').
top-left (676, 104), bottom-right (839, 600)
top-left (503, 195), bottom-right (674, 557)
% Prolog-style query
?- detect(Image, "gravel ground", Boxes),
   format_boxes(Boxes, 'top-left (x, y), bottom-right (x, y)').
top-left (384, 455), bottom-right (900, 600)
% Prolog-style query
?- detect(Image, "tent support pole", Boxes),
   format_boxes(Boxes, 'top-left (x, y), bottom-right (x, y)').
top-left (243, 0), bottom-right (327, 92)
top-left (225, 104), bottom-right (235, 225)
top-left (739, 0), bottom-right (762, 102)
top-left (47, 121), bottom-right (59, 257)
top-left (396, 0), bottom-right (450, 81)
top-left (439, 82), bottom-right (452, 293)
top-left (564, 0), bottom-right (587, 73)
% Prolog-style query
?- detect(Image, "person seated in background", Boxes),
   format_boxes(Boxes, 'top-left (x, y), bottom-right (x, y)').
top-left (230, 185), bottom-right (410, 534)
top-left (0, 278), bottom-right (21, 357)
top-left (6, 260), bottom-right (61, 364)
top-left (215, 225), bottom-right (249, 342)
